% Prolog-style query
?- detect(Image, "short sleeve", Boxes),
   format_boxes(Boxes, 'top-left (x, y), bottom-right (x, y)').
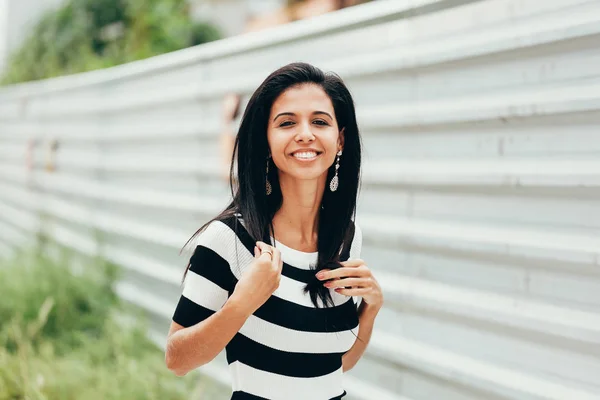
top-left (349, 222), bottom-right (363, 260)
top-left (172, 222), bottom-right (238, 328)
top-left (348, 223), bottom-right (363, 308)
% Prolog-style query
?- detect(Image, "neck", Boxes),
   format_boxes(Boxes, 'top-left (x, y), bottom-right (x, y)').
top-left (271, 173), bottom-right (327, 250)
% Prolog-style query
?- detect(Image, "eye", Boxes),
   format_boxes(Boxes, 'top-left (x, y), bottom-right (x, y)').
top-left (279, 121), bottom-right (294, 127)
top-left (313, 120), bottom-right (329, 126)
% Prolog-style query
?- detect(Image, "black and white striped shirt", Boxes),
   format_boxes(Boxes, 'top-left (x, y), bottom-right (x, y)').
top-left (172, 216), bottom-right (362, 400)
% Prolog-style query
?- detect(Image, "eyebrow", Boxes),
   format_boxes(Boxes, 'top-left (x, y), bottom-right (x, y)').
top-left (273, 111), bottom-right (333, 122)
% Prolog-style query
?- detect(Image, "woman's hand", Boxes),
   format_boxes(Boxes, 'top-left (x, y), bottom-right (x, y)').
top-left (316, 259), bottom-right (384, 310)
top-left (230, 241), bottom-right (282, 316)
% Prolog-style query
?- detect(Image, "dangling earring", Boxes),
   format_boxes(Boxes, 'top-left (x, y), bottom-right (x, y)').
top-left (329, 150), bottom-right (342, 192)
top-left (266, 157), bottom-right (272, 195)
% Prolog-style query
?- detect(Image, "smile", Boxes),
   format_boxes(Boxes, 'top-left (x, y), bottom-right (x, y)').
top-left (290, 150), bottom-right (322, 161)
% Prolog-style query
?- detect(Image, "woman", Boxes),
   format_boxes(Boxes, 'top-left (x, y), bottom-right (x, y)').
top-left (165, 62), bottom-right (384, 400)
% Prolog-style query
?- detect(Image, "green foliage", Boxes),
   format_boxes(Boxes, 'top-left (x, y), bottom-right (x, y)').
top-left (0, 252), bottom-right (118, 354)
top-left (2, 0), bottom-right (222, 84)
top-left (0, 251), bottom-right (202, 399)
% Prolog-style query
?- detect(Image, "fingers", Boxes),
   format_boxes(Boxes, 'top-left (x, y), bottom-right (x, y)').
top-left (256, 241), bottom-right (272, 253)
top-left (255, 241), bottom-right (272, 261)
top-left (272, 247), bottom-right (282, 272)
top-left (317, 265), bottom-right (369, 281)
top-left (340, 259), bottom-right (365, 268)
top-left (255, 244), bottom-right (270, 261)
top-left (323, 277), bottom-right (369, 289)
top-left (255, 241), bottom-right (280, 268)
top-left (334, 287), bottom-right (370, 297)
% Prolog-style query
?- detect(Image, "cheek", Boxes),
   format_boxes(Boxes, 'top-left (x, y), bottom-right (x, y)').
top-left (267, 136), bottom-right (287, 165)
top-left (266, 129), bottom-right (280, 150)
top-left (323, 132), bottom-right (341, 153)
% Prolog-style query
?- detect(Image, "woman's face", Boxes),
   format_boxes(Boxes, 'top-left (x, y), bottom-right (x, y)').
top-left (267, 84), bottom-right (344, 183)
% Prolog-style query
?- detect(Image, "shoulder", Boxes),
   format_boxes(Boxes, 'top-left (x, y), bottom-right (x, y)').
top-left (194, 218), bottom-right (237, 249)
top-left (190, 216), bottom-right (250, 279)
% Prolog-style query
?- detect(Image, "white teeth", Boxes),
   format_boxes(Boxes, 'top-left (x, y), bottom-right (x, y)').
top-left (293, 151), bottom-right (318, 159)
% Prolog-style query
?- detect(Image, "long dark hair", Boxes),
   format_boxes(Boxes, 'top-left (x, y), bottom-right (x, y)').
top-left (183, 62), bottom-right (362, 309)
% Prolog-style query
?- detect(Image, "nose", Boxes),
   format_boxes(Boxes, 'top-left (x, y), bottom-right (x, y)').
top-left (295, 122), bottom-right (315, 143)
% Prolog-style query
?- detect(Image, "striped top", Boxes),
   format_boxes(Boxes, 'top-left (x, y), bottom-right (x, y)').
top-left (172, 216), bottom-right (362, 400)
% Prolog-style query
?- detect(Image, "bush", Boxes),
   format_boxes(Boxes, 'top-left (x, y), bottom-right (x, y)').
top-left (0, 251), bottom-right (200, 399)
top-left (2, 0), bottom-right (222, 84)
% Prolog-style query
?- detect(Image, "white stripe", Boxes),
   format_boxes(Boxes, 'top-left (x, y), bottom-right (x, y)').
top-left (182, 273), bottom-right (357, 353)
top-left (195, 220), bottom-right (254, 278)
top-left (239, 315), bottom-right (357, 354)
top-left (182, 270), bottom-right (229, 311)
top-left (229, 361), bottom-right (345, 400)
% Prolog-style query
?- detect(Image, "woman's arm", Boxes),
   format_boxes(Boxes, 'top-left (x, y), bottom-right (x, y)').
top-left (342, 301), bottom-right (381, 372)
top-left (165, 294), bottom-right (252, 376)
top-left (166, 240), bottom-right (283, 377)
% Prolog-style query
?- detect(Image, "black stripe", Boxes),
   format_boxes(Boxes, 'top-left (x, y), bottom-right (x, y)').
top-left (173, 292), bottom-right (358, 335)
top-left (230, 390), bottom-right (346, 399)
top-left (172, 295), bottom-right (215, 328)
top-left (281, 262), bottom-right (317, 283)
top-left (254, 295), bottom-right (359, 333)
top-left (188, 245), bottom-right (238, 292)
top-left (227, 334), bottom-right (344, 378)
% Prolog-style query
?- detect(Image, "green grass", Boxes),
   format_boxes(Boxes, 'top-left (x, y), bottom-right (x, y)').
top-left (0, 249), bottom-right (204, 400)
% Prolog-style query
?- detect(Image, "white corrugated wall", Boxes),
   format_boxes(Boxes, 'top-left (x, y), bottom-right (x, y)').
top-left (1, 0), bottom-right (599, 398)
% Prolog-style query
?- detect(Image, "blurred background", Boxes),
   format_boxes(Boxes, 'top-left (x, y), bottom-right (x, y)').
top-left (1, 0), bottom-right (600, 399)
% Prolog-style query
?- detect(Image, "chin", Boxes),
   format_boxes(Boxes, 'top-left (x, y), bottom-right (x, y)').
top-left (281, 168), bottom-right (328, 183)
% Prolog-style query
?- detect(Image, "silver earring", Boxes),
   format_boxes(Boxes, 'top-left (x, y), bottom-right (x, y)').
top-left (266, 158), bottom-right (272, 195)
top-left (329, 150), bottom-right (342, 192)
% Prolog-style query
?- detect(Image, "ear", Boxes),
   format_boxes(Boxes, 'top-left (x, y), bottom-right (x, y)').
top-left (338, 127), bottom-right (345, 152)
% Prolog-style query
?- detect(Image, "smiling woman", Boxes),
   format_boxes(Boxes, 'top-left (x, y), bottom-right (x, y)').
top-left (165, 62), bottom-right (383, 400)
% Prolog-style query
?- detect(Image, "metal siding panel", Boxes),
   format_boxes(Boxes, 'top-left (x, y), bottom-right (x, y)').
top-left (1, 0), bottom-right (600, 399)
